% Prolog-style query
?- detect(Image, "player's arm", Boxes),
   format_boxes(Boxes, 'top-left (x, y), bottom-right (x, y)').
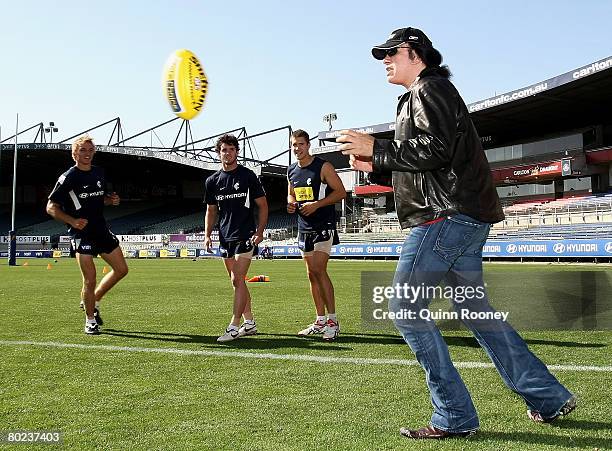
top-left (287, 177), bottom-right (297, 213)
top-left (46, 200), bottom-right (88, 230)
top-left (319, 162), bottom-right (347, 206)
top-left (299, 162), bottom-right (347, 216)
top-left (204, 204), bottom-right (218, 253)
top-left (252, 196), bottom-right (268, 245)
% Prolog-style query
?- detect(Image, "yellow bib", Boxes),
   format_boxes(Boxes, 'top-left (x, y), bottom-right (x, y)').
top-left (294, 186), bottom-right (314, 202)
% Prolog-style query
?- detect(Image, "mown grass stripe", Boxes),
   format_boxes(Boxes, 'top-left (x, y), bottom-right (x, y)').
top-left (2, 340), bottom-right (611, 372)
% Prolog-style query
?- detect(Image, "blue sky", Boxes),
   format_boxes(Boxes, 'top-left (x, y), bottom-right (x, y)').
top-left (1, 0), bottom-right (611, 161)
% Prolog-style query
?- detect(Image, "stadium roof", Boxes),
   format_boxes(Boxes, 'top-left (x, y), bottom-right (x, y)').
top-left (315, 56), bottom-right (612, 150)
top-left (0, 119), bottom-right (293, 177)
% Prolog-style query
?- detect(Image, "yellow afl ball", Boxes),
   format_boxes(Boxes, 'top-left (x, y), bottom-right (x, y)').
top-left (163, 49), bottom-right (208, 120)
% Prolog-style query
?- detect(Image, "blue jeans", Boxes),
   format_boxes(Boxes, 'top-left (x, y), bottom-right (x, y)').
top-left (389, 213), bottom-right (573, 433)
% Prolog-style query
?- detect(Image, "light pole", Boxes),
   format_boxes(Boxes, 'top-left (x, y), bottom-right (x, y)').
top-left (8, 114), bottom-right (18, 266)
top-left (323, 113), bottom-right (337, 131)
top-left (44, 121), bottom-right (59, 143)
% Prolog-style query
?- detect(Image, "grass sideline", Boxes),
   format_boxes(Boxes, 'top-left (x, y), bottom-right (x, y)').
top-left (0, 259), bottom-right (611, 450)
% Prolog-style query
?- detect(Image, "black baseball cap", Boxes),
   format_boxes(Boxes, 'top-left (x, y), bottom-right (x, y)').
top-left (372, 27), bottom-right (433, 60)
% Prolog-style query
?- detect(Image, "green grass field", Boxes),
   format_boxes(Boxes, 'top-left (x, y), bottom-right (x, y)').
top-left (0, 259), bottom-right (611, 450)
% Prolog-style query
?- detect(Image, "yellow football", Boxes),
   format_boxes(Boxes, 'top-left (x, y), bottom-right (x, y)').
top-left (163, 49), bottom-right (208, 120)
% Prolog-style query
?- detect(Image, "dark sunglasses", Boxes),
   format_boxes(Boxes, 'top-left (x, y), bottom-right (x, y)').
top-left (372, 46), bottom-right (410, 60)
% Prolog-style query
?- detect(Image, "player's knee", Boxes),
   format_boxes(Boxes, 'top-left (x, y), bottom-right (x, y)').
top-left (115, 265), bottom-right (128, 279)
top-left (307, 267), bottom-right (324, 281)
top-left (230, 273), bottom-right (245, 288)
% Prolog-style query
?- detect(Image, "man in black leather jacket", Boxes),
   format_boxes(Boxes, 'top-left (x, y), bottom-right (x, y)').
top-left (338, 27), bottom-right (576, 440)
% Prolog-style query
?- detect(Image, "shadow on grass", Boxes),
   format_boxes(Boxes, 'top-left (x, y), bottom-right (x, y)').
top-left (101, 328), bottom-right (603, 353)
top-left (102, 329), bottom-right (354, 351)
top-left (443, 335), bottom-right (607, 349)
top-left (553, 419), bottom-right (612, 431)
top-left (471, 425), bottom-right (611, 449)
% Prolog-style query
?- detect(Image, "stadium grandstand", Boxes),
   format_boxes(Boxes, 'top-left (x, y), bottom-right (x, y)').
top-left (2, 56), bottom-right (612, 261)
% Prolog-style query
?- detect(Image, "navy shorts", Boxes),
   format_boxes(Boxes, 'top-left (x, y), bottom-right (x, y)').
top-left (70, 229), bottom-right (120, 257)
top-left (219, 238), bottom-right (258, 259)
top-left (298, 229), bottom-right (339, 255)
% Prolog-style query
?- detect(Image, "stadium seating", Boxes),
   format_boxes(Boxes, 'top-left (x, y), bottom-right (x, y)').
top-left (489, 223), bottom-right (612, 240)
top-left (336, 192), bottom-right (612, 243)
top-left (109, 201), bottom-right (202, 234)
top-left (134, 210), bottom-right (295, 235)
top-left (138, 211), bottom-right (204, 234)
top-left (0, 205), bottom-right (52, 232)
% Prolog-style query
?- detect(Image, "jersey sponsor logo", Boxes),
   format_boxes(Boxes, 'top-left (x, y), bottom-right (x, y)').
top-left (78, 190), bottom-right (105, 199)
top-left (216, 192), bottom-right (248, 201)
top-left (294, 186), bottom-right (314, 202)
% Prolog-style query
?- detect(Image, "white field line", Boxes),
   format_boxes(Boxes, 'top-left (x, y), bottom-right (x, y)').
top-left (1, 340), bottom-right (610, 372)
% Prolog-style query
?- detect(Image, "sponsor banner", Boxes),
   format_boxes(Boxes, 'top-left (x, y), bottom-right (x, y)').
top-left (118, 234), bottom-right (163, 243)
top-left (180, 248), bottom-right (197, 258)
top-left (184, 234), bottom-right (207, 242)
top-left (170, 233), bottom-right (218, 243)
top-left (0, 235), bottom-right (50, 244)
top-left (197, 248), bottom-right (220, 257)
top-left (468, 56), bottom-right (612, 113)
top-left (484, 240), bottom-right (612, 257)
top-left (138, 249), bottom-right (159, 258)
top-left (0, 251), bottom-right (53, 258)
top-left (2, 241), bottom-right (610, 258)
top-left (274, 240), bottom-right (612, 258)
top-left (59, 236), bottom-right (71, 244)
top-left (494, 161), bottom-right (563, 183)
top-left (122, 249), bottom-right (139, 258)
top-left (272, 246), bottom-right (286, 255)
top-left (561, 158), bottom-right (572, 176)
top-left (159, 249), bottom-right (178, 258)
top-left (311, 144), bottom-right (341, 155)
top-left (272, 244), bottom-right (402, 257)
top-left (317, 122), bottom-right (396, 141)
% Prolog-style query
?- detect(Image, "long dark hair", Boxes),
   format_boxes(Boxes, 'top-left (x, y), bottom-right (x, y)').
top-left (409, 44), bottom-right (452, 79)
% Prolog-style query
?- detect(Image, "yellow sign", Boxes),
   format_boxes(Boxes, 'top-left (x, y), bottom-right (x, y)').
top-left (53, 250), bottom-right (62, 258)
top-left (180, 248), bottom-right (189, 258)
top-left (294, 186), bottom-right (314, 202)
top-left (138, 250), bottom-right (149, 258)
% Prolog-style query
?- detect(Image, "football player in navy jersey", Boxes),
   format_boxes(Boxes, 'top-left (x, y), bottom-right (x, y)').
top-left (204, 134), bottom-right (268, 342)
top-left (47, 135), bottom-right (128, 335)
top-left (287, 130), bottom-right (346, 341)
